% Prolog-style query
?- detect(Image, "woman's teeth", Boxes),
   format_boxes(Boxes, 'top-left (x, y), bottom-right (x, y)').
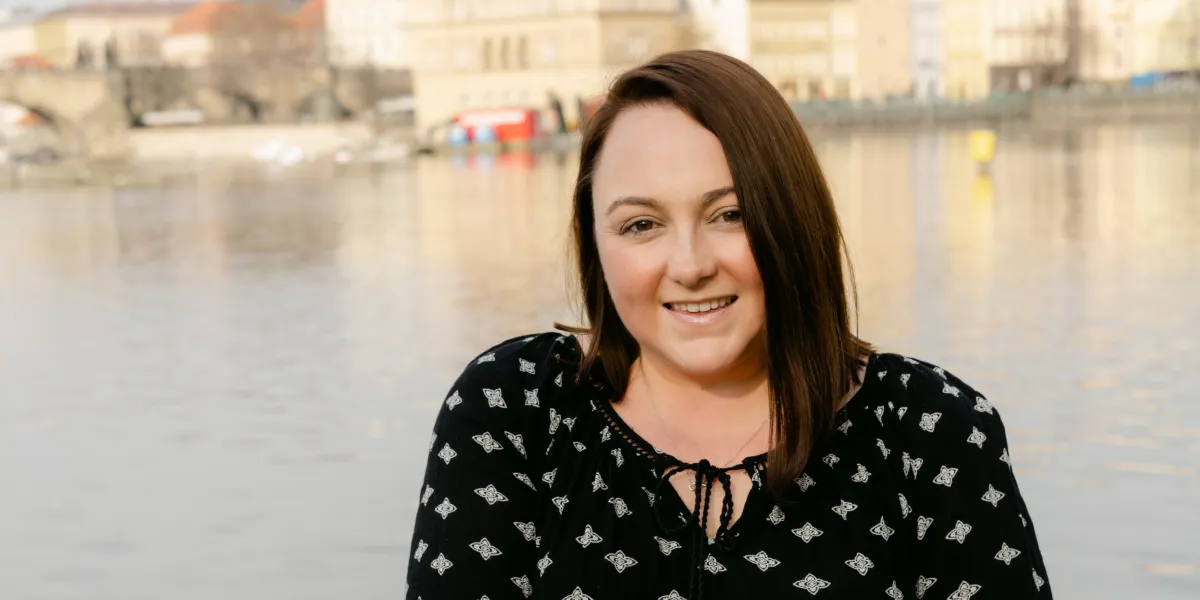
top-left (666, 297), bottom-right (737, 313)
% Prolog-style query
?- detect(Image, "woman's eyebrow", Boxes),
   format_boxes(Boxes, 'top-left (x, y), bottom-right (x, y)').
top-left (605, 186), bottom-right (736, 216)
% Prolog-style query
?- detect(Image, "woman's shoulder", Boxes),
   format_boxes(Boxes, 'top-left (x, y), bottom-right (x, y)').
top-left (434, 332), bottom-right (583, 439)
top-left (447, 331), bottom-right (581, 400)
top-left (867, 352), bottom-right (1010, 452)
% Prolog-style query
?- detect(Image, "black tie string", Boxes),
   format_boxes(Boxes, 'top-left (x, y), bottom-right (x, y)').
top-left (652, 456), bottom-right (754, 600)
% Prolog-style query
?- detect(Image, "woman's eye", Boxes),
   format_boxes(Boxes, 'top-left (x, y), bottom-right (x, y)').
top-left (624, 219), bottom-right (656, 235)
top-left (717, 209), bottom-right (742, 224)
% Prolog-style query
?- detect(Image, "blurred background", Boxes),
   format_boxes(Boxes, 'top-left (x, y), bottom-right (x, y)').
top-left (0, 0), bottom-right (1197, 599)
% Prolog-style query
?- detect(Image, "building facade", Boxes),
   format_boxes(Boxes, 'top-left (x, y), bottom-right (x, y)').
top-left (161, 1), bottom-right (243, 67)
top-left (32, 2), bottom-right (190, 69)
top-left (403, 0), bottom-right (682, 134)
top-left (985, 0), bottom-right (1069, 90)
top-left (326, 0), bottom-right (410, 68)
top-left (910, 0), bottom-right (944, 98)
top-left (683, 0), bottom-right (750, 58)
top-left (687, 0), bottom-right (910, 102)
top-left (743, 0), bottom-right (853, 101)
top-left (942, 0), bottom-right (988, 98)
top-left (0, 8), bottom-right (39, 67)
top-left (1074, 0), bottom-right (1131, 82)
top-left (1128, 0), bottom-right (1200, 74)
top-left (162, 0), bottom-right (325, 69)
top-left (854, 0), bottom-right (912, 99)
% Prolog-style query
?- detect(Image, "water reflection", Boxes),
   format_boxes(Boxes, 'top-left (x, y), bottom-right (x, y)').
top-left (0, 124), bottom-right (1197, 598)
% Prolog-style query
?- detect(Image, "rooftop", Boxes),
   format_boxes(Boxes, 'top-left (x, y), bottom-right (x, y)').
top-left (47, 1), bottom-right (193, 18)
top-left (167, 1), bottom-right (241, 35)
top-left (290, 0), bottom-right (323, 32)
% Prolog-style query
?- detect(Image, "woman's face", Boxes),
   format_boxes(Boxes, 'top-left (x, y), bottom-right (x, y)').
top-left (591, 103), bottom-right (767, 381)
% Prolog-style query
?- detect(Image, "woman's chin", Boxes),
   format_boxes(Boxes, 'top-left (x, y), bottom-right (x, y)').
top-left (658, 342), bottom-right (761, 382)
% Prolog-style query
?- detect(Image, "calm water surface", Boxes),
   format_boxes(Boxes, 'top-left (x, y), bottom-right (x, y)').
top-left (1, 125), bottom-right (1198, 599)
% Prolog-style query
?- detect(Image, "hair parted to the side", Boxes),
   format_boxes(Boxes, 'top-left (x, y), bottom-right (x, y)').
top-left (557, 49), bottom-right (873, 495)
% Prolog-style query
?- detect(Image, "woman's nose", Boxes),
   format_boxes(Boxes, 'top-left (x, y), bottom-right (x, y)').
top-left (666, 232), bottom-right (717, 287)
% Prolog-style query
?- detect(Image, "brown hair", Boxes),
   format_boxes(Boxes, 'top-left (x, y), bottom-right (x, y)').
top-left (561, 50), bottom-right (873, 494)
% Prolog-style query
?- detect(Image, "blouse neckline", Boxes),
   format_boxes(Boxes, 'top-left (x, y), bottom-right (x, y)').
top-left (588, 349), bottom-right (883, 469)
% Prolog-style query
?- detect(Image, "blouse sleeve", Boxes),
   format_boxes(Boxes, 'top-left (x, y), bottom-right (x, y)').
top-left (896, 362), bottom-right (1053, 599)
top-left (405, 335), bottom-right (563, 600)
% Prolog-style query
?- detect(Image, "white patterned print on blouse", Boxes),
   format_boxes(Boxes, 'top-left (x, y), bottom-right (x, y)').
top-left (404, 335), bottom-right (1053, 600)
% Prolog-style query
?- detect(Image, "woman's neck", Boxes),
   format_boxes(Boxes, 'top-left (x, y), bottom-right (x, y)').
top-left (629, 352), bottom-right (772, 437)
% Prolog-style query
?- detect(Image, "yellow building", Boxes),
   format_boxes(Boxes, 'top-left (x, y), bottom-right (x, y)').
top-left (403, 0), bottom-right (682, 135)
top-left (852, 0), bottom-right (912, 99)
top-left (943, 0), bottom-right (988, 98)
top-left (32, 2), bottom-right (190, 69)
top-left (691, 0), bottom-right (910, 102)
top-left (745, 0), bottom-right (853, 100)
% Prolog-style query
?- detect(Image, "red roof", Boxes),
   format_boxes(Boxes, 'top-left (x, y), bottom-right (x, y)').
top-left (290, 0), bottom-right (324, 32)
top-left (6, 54), bottom-right (54, 71)
top-left (168, 1), bottom-right (245, 35)
top-left (168, 1), bottom-right (308, 36)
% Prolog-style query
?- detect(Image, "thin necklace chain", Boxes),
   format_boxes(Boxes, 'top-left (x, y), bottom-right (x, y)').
top-left (639, 363), bottom-right (769, 470)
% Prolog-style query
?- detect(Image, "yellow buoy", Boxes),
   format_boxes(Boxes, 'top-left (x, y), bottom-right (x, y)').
top-left (969, 129), bottom-right (996, 164)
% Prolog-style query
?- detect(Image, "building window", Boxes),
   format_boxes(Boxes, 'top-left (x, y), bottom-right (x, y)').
top-left (832, 49), bottom-right (855, 77)
top-left (627, 35), bottom-right (648, 60)
top-left (483, 38), bottom-right (493, 70)
top-left (518, 36), bottom-right (529, 69)
top-left (835, 79), bottom-right (851, 100)
top-left (804, 53), bottom-right (825, 76)
top-left (831, 11), bottom-right (855, 39)
top-left (500, 37), bottom-right (510, 69)
top-left (540, 41), bottom-right (558, 63)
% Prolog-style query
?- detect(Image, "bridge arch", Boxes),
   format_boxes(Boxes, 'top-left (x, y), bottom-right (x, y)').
top-left (176, 87), bottom-right (266, 124)
top-left (294, 89), bottom-right (348, 121)
top-left (0, 100), bottom-right (91, 159)
top-left (0, 71), bottom-right (131, 161)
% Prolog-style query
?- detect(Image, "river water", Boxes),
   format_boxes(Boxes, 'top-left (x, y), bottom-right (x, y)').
top-left (1, 125), bottom-right (1198, 599)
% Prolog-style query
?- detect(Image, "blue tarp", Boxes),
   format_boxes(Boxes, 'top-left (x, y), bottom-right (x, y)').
top-left (1129, 72), bottom-right (1166, 89)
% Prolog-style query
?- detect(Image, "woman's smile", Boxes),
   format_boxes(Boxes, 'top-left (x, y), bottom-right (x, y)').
top-left (663, 295), bottom-right (738, 324)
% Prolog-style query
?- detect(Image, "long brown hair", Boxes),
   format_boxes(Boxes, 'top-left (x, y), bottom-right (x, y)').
top-left (561, 50), bottom-right (873, 494)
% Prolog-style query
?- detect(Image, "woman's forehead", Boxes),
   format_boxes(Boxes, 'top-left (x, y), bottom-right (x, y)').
top-left (593, 106), bottom-right (733, 212)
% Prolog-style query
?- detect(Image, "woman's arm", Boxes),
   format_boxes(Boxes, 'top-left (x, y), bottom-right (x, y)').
top-left (896, 362), bottom-right (1053, 599)
top-left (407, 336), bottom-right (563, 599)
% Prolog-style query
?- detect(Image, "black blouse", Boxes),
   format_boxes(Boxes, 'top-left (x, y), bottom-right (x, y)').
top-left (406, 333), bottom-right (1052, 600)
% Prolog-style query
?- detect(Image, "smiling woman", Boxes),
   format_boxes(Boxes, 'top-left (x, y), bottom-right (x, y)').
top-left (406, 50), bottom-right (1053, 600)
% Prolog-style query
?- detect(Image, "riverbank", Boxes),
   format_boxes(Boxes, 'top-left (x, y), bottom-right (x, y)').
top-left (0, 121), bottom-right (417, 188)
top-left (128, 122), bottom-right (414, 163)
top-left (792, 87), bottom-right (1200, 130)
top-left (3, 87), bottom-right (1199, 188)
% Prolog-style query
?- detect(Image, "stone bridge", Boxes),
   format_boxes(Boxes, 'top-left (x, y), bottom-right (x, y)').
top-left (0, 66), bottom-right (411, 161)
top-left (0, 71), bottom-right (131, 161)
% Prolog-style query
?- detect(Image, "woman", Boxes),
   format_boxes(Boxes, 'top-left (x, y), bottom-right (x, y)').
top-left (406, 50), bottom-right (1052, 599)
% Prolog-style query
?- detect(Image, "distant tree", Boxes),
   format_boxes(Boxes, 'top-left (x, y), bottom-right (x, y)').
top-left (75, 41), bottom-right (93, 70)
top-left (105, 38), bottom-right (119, 70)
